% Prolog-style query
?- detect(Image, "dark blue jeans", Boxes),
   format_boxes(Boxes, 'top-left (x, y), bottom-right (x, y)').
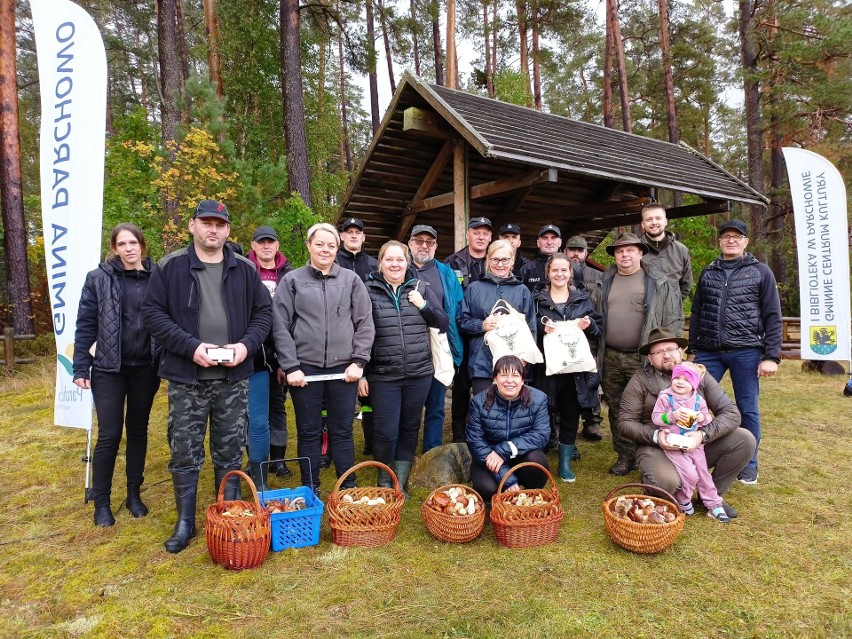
top-left (695, 347), bottom-right (762, 470)
top-left (289, 363), bottom-right (358, 489)
top-left (90, 365), bottom-right (160, 507)
top-left (370, 375), bottom-right (432, 466)
top-left (247, 371), bottom-right (270, 463)
top-left (422, 377), bottom-right (447, 453)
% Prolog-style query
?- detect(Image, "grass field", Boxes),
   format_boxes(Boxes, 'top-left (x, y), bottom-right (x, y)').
top-left (1, 359), bottom-right (850, 638)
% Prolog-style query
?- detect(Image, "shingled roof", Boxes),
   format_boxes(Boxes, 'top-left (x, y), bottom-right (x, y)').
top-left (339, 72), bottom-right (767, 257)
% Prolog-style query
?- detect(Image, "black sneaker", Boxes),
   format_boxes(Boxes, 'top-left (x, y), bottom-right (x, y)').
top-left (737, 467), bottom-right (759, 485)
top-left (721, 501), bottom-right (738, 519)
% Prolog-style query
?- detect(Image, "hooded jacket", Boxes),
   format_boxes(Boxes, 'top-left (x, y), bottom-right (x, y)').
top-left (640, 230), bottom-right (692, 302)
top-left (364, 273), bottom-right (449, 381)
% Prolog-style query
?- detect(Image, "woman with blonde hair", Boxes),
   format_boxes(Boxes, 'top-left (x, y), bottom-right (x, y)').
top-left (272, 223), bottom-right (375, 495)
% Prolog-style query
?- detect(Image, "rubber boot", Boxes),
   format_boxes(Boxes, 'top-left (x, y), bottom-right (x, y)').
top-left (269, 445), bottom-right (292, 478)
top-left (125, 484), bottom-right (149, 518)
top-left (249, 461), bottom-right (271, 493)
top-left (214, 466), bottom-right (243, 501)
top-left (164, 471), bottom-right (198, 554)
top-left (377, 467), bottom-right (394, 489)
top-left (558, 444), bottom-right (576, 483)
top-left (393, 461), bottom-right (412, 500)
top-left (361, 409), bottom-right (374, 456)
top-left (93, 505), bottom-right (115, 527)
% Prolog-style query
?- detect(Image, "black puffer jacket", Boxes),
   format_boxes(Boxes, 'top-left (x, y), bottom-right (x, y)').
top-left (365, 273), bottom-right (449, 381)
top-left (532, 287), bottom-right (602, 409)
top-left (73, 257), bottom-right (156, 379)
top-left (688, 253), bottom-right (782, 362)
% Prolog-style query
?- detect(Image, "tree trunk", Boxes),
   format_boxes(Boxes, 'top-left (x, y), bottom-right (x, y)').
top-left (377, 0), bottom-right (396, 94)
top-left (491, 1), bottom-right (497, 92)
top-left (739, 0), bottom-right (765, 244)
top-left (338, 3), bottom-right (352, 172)
top-left (366, 0), bottom-right (380, 132)
top-left (658, 0), bottom-right (680, 206)
top-left (157, 0), bottom-right (182, 143)
top-left (603, 0), bottom-right (613, 128)
top-left (531, 1), bottom-right (541, 109)
top-left (766, 7), bottom-right (786, 284)
top-left (0, 0), bottom-right (34, 334)
top-left (280, 0), bottom-right (312, 206)
top-left (410, 0), bottom-right (421, 76)
top-left (432, 12), bottom-right (444, 86)
top-left (483, 1), bottom-right (494, 98)
top-left (516, 1), bottom-right (531, 103)
top-left (204, 0), bottom-right (224, 100)
top-left (446, 0), bottom-right (458, 89)
top-left (608, 0), bottom-right (631, 132)
top-left (175, 0), bottom-right (189, 106)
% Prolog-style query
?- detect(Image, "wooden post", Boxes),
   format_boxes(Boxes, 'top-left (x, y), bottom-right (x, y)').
top-left (453, 139), bottom-right (468, 252)
top-left (4, 327), bottom-right (13, 374)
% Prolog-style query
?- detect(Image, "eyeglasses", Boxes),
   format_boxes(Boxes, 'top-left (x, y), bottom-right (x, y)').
top-left (719, 234), bottom-right (746, 242)
top-left (649, 346), bottom-right (681, 357)
top-left (411, 238), bottom-right (436, 247)
top-left (490, 257), bottom-right (512, 265)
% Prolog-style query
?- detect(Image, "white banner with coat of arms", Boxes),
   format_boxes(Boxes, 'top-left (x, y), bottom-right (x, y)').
top-left (782, 147), bottom-right (850, 363)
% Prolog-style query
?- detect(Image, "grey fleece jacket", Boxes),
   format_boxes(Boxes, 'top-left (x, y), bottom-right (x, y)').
top-left (272, 262), bottom-right (375, 373)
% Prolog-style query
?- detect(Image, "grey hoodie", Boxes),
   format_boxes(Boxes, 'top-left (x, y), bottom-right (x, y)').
top-left (273, 262), bottom-right (375, 372)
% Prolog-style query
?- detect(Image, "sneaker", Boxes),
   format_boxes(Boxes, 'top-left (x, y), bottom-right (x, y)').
top-left (707, 506), bottom-right (731, 523)
top-left (737, 467), bottom-right (759, 485)
top-left (680, 501), bottom-right (695, 516)
top-left (721, 501), bottom-right (738, 519)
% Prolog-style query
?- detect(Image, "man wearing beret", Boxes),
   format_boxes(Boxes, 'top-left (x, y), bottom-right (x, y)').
top-left (589, 232), bottom-right (683, 475)
top-left (688, 219), bottom-right (782, 485)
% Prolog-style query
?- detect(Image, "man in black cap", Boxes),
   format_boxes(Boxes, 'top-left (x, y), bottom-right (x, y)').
top-left (444, 217), bottom-right (492, 442)
top-left (519, 224), bottom-right (583, 293)
top-left (589, 232), bottom-right (683, 475)
top-left (618, 327), bottom-right (753, 519)
top-left (498, 223), bottom-right (529, 275)
top-left (408, 224), bottom-right (465, 452)
top-left (336, 217), bottom-right (378, 282)
top-left (335, 217), bottom-right (378, 454)
top-left (639, 203), bottom-right (692, 303)
top-left (247, 226), bottom-right (294, 482)
top-left (143, 200), bottom-right (272, 553)
top-left (688, 219), bottom-right (781, 486)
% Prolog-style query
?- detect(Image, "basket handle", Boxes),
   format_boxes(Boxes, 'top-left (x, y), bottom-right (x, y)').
top-left (495, 461), bottom-right (556, 495)
top-left (217, 469), bottom-right (261, 506)
top-left (259, 456), bottom-right (311, 502)
top-left (603, 482), bottom-right (680, 510)
top-left (331, 460), bottom-right (400, 493)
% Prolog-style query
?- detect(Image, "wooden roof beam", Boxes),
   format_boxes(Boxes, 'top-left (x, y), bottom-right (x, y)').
top-left (393, 139), bottom-right (455, 241)
top-left (578, 199), bottom-right (730, 231)
top-left (403, 107), bottom-right (452, 138)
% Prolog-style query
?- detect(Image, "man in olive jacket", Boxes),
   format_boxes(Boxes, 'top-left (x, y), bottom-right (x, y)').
top-left (618, 328), bottom-right (755, 517)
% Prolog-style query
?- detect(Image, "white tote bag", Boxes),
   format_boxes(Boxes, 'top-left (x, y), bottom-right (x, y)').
top-left (430, 327), bottom-right (455, 387)
top-left (483, 300), bottom-right (543, 365)
top-left (543, 318), bottom-right (597, 375)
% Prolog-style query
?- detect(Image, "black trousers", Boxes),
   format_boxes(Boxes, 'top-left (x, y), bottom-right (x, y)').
top-left (90, 365), bottom-right (161, 507)
top-left (470, 449), bottom-right (550, 504)
top-left (369, 375), bottom-right (432, 466)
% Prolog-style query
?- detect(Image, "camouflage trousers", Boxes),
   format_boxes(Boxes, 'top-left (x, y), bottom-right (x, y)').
top-left (167, 379), bottom-right (248, 474)
top-left (600, 348), bottom-right (643, 457)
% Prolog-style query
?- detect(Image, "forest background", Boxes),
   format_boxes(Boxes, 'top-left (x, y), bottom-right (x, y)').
top-left (0, 0), bottom-right (850, 338)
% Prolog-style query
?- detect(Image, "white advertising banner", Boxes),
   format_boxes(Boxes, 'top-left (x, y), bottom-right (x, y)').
top-left (32, 0), bottom-right (107, 428)
top-left (782, 147), bottom-right (850, 362)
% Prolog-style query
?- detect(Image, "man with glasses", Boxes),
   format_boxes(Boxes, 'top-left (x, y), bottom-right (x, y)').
top-left (618, 327), bottom-right (754, 518)
top-left (688, 219), bottom-right (782, 485)
top-left (408, 225), bottom-right (464, 452)
top-left (589, 232), bottom-right (683, 475)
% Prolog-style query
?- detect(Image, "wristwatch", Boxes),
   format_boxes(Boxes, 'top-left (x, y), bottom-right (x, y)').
top-left (353, 361), bottom-right (365, 369)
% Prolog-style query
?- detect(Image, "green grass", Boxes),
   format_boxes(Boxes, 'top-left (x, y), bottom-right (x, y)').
top-left (1, 358), bottom-right (850, 638)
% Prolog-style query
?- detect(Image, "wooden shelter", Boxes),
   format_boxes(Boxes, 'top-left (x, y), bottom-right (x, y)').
top-left (338, 72), bottom-right (767, 257)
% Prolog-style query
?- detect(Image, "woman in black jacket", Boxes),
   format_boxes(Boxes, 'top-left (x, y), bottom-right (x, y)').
top-left (466, 355), bottom-right (551, 503)
top-left (532, 253), bottom-right (601, 483)
top-left (73, 224), bottom-right (161, 527)
top-left (360, 241), bottom-right (448, 491)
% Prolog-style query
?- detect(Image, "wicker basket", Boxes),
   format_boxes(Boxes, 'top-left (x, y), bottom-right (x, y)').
top-left (206, 470), bottom-right (271, 570)
top-left (490, 462), bottom-right (564, 548)
top-left (326, 461), bottom-right (405, 547)
top-left (602, 483), bottom-right (686, 554)
top-left (421, 484), bottom-right (486, 543)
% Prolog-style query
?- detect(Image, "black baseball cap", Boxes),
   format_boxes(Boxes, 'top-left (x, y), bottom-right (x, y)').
top-left (410, 224), bottom-right (437, 239)
top-left (499, 224), bottom-right (521, 235)
top-left (538, 224), bottom-right (561, 238)
top-left (339, 217), bottom-right (365, 231)
top-left (193, 200), bottom-right (230, 222)
top-left (252, 226), bottom-right (279, 242)
top-left (468, 217), bottom-right (492, 230)
top-left (718, 219), bottom-right (748, 236)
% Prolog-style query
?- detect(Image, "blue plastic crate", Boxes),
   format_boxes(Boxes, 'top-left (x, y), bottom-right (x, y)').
top-left (260, 486), bottom-right (324, 551)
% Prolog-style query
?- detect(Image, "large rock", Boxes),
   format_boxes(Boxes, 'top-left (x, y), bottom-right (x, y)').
top-left (801, 360), bottom-right (846, 376)
top-left (410, 443), bottom-right (471, 489)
